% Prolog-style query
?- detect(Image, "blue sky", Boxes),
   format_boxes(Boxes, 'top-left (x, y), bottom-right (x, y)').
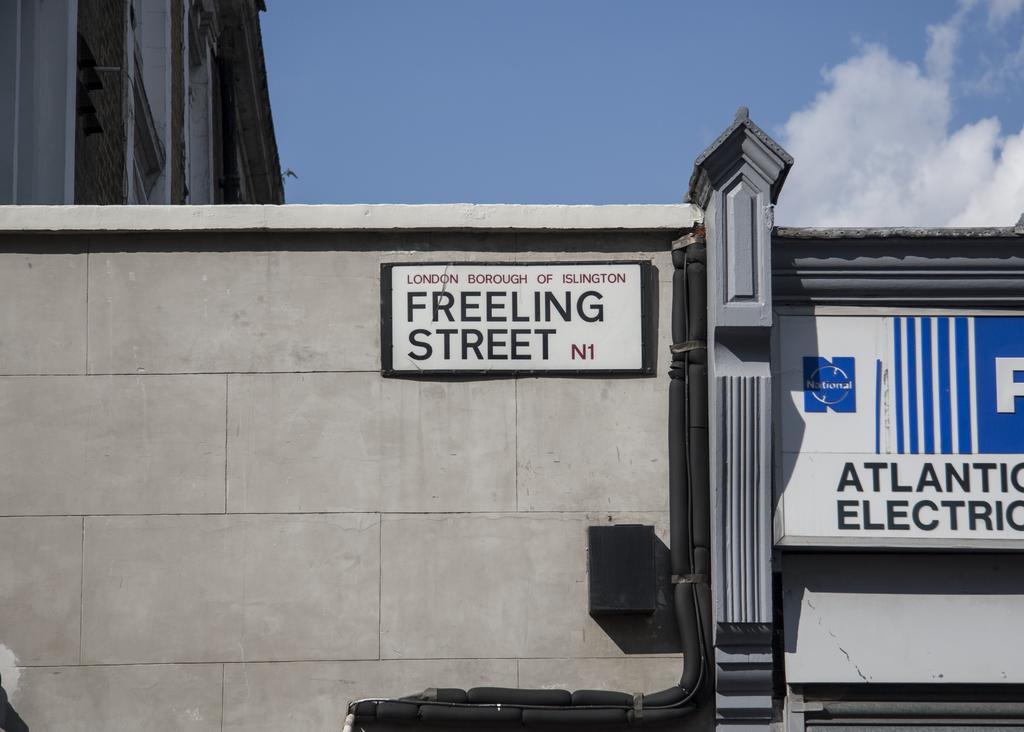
top-left (262, 1), bottom-right (1024, 225)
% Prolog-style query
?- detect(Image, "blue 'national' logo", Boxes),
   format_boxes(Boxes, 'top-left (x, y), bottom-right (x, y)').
top-left (803, 356), bottom-right (856, 413)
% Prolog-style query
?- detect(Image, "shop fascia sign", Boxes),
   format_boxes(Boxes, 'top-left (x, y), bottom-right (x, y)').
top-left (381, 262), bottom-right (653, 375)
top-left (776, 310), bottom-right (1024, 548)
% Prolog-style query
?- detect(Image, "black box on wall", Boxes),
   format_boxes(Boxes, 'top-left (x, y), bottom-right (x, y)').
top-left (587, 524), bottom-right (656, 615)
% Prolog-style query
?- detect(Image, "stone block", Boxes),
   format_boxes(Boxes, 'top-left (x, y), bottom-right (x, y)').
top-left (0, 375), bottom-right (225, 515)
top-left (8, 664), bottom-right (222, 732)
top-left (516, 374), bottom-right (669, 512)
top-left (238, 514), bottom-right (380, 661)
top-left (223, 659), bottom-right (516, 731)
top-left (513, 233), bottom-right (675, 282)
top-left (81, 514), bottom-right (379, 664)
top-left (228, 373), bottom-right (515, 513)
top-left (517, 657), bottom-right (682, 692)
top-left (380, 513), bottom-right (672, 659)
top-left (0, 248), bottom-right (86, 374)
top-left (378, 233), bottom-right (511, 262)
top-left (0, 517), bottom-right (82, 665)
top-left (87, 249), bottom-right (380, 373)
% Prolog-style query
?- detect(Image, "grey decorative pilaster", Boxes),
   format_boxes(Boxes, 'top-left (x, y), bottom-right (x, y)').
top-left (688, 108), bottom-right (792, 730)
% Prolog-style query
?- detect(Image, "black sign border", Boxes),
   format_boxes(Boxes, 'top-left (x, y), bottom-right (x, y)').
top-left (381, 260), bottom-right (656, 377)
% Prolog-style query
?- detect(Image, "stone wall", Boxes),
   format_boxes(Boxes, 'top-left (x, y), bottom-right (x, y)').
top-left (0, 229), bottom-right (685, 731)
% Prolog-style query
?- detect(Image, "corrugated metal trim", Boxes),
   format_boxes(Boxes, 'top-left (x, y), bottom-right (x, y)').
top-left (774, 226), bottom-right (1020, 239)
top-left (721, 374), bottom-right (772, 624)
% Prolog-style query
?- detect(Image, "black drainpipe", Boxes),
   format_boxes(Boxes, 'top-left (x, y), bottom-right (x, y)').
top-left (349, 230), bottom-right (711, 727)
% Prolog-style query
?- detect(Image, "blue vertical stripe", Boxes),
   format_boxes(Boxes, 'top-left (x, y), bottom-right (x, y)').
top-left (955, 317), bottom-right (972, 453)
top-left (921, 317), bottom-right (934, 454)
top-left (875, 358), bottom-right (882, 454)
top-left (907, 318), bottom-right (919, 454)
top-left (894, 317), bottom-right (905, 455)
top-left (937, 317), bottom-right (952, 454)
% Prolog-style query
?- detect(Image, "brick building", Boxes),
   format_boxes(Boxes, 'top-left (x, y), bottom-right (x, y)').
top-left (0, 0), bottom-right (283, 205)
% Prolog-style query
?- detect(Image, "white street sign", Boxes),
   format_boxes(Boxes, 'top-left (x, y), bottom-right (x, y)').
top-left (383, 262), bottom-right (652, 375)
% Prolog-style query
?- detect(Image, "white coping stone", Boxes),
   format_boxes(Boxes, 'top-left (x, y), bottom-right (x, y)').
top-left (0, 203), bottom-right (702, 233)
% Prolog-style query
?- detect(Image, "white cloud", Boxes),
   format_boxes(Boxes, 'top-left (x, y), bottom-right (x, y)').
top-left (776, 3), bottom-right (1024, 227)
top-left (967, 0), bottom-right (1024, 95)
top-left (948, 126), bottom-right (1024, 224)
top-left (925, 1), bottom-right (969, 81)
top-left (986, 0), bottom-right (1024, 29)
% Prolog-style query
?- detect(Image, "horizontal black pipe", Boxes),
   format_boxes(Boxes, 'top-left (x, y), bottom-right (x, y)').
top-left (468, 688), bottom-right (572, 706)
top-left (523, 708), bottom-right (629, 725)
top-left (638, 706), bottom-right (697, 724)
top-left (434, 688), bottom-right (468, 703)
top-left (376, 702), bottom-right (419, 722)
top-left (571, 690), bottom-right (633, 706)
top-left (419, 705), bottom-right (522, 723)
